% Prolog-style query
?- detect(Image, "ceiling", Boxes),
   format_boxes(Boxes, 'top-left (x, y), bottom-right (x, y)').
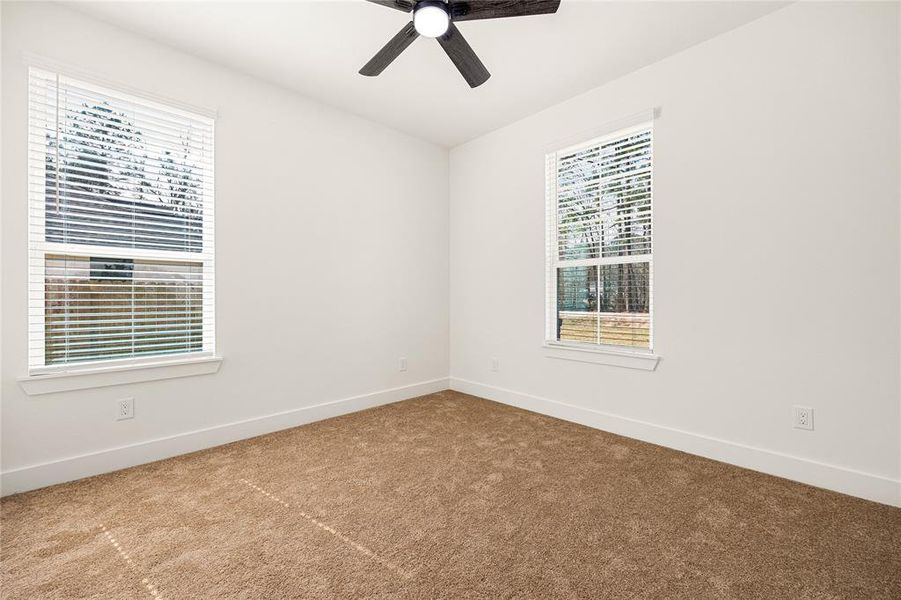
top-left (69, 0), bottom-right (787, 147)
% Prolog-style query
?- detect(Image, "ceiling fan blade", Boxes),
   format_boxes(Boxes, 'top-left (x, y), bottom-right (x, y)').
top-left (360, 22), bottom-right (420, 76)
top-left (437, 22), bottom-right (490, 88)
top-left (364, 0), bottom-right (414, 13)
top-left (450, 0), bottom-right (560, 22)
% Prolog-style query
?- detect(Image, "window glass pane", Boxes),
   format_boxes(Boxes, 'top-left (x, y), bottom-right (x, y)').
top-left (44, 255), bottom-right (204, 365)
top-left (597, 262), bottom-right (650, 348)
top-left (556, 130), bottom-right (652, 260)
top-left (556, 266), bottom-right (597, 343)
top-left (557, 149), bottom-right (601, 260)
top-left (43, 98), bottom-right (205, 252)
top-left (599, 170), bottom-right (651, 258)
top-left (555, 262), bottom-right (651, 349)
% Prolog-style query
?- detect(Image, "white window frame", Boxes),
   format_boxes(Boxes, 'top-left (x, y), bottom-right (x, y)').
top-left (23, 66), bottom-right (219, 385)
top-left (544, 120), bottom-right (658, 369)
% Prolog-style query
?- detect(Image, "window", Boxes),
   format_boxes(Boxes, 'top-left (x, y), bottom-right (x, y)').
top-left (545, 123), bottom-right (653, 351)
top-left (28, 68), bottom-right (215, 373)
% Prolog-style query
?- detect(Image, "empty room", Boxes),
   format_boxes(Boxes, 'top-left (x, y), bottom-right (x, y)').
top-left (1, 0), bottom-right (900, 598)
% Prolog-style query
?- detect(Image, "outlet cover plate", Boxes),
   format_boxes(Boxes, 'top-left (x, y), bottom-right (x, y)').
top-left (117, 397), bottom-right (134, 421)
top-left (793, 405), bottom-right (813, 430)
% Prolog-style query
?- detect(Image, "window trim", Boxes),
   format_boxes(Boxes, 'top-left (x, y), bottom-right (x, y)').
top-left (542, 342), bottom-right (659, 371)
top-left (545, 119), bottom-right (655, 357)
top-left (18, 355), bottom-right (223, 396)
top-left (25, 66), bottom-right (217, 379)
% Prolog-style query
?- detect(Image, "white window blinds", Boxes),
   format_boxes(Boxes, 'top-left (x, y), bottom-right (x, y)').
top-left (28, 68), bottom-right (215, 372)
top-left (546, 123), bottom-right (653, 350)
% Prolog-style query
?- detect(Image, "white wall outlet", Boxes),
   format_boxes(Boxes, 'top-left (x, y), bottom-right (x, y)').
top-left (793, 405), bottom-right (813, 430)
top-left (399, 357), bottom-right (407, 372)
top-left (116, 398), bottom-right (134, 421)
top-left (490, 357), bottom-right (499, 372)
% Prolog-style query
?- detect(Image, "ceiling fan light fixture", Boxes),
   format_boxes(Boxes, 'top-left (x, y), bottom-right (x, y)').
top-left (360, 0), bottom-right (561, 88)
top-left (413, 1), bottom-right (449, 38)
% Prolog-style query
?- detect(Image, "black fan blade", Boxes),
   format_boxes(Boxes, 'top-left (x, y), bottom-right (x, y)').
top-left (364, 0), bottom-right (414, 13)
top-left (450, 0), bottom-right (560, 22)
top-left (437, 22), bottom-right (490, 88)
top-left (360, 22), bottom-right (419, 76)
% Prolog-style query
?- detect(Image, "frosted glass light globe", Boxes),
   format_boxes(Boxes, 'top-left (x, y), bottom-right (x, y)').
top-left (414, 4), bottom-right (449, 38)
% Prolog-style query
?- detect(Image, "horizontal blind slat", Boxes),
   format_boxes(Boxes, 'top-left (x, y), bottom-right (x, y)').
top-left (28, 88), bottom-right (215, 139)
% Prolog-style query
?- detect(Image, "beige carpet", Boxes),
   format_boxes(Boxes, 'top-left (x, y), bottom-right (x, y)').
top-left (2, 391), bottom-right (900, 599)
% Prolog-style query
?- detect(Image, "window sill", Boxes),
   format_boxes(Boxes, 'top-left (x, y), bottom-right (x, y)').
top-left (18, 356), bottom-right (223, 396)
top-left (542, 343), bottom-right (659, 371)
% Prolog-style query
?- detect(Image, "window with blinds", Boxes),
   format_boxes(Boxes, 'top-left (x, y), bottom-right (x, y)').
top-left (28, 68), bottom-right (215, 373)
top-left (545, 123), bottom-right (653, 351)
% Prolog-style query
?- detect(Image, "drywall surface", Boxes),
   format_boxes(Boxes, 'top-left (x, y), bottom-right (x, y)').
top-left (449, 2), bottom-right (901, 504)
top-left (1, 3), bottom-right (449, 491)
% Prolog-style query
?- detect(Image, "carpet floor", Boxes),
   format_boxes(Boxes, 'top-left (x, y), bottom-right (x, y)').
top-left (2, 391), bottom-right (900, 599)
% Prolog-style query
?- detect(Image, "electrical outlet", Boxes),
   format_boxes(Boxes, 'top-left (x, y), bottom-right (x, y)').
top-left (490, 357), bottom-right (499, 372)
top-left (116, 398), bottom-right (134, 421)
top-left (399, 357), bottom-right (407, 372)
top-left (793, 405), bottom-right (813, 430)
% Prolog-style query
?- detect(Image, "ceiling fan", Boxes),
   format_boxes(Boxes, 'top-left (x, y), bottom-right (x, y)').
top-left (360, 0), bottom-right (561, 88)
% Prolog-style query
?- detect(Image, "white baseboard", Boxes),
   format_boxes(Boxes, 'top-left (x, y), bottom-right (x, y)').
top-left (1, 378), bottom-right (450, 497)
top-left (7, 376), bottom-right (898, 508)
top-left (450, 377), bottom-right (901, 508)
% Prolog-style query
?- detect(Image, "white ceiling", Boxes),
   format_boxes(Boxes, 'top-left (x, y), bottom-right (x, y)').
top-left (69, 0), bottom-right (787, 147)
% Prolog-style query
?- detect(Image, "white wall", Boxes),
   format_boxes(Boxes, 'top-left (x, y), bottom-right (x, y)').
top-left (1, 3), bottom-right (449, 492)
top-left (449, 2), bottom-right (901, 506)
